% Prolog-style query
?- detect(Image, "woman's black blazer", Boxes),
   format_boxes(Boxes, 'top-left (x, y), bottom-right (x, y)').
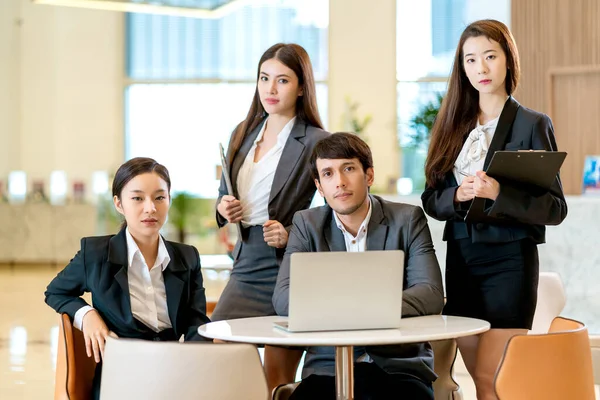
top-left (45, 228), bottom-right (210, 341)
top-left (421, 96), bottom-right (567, 244)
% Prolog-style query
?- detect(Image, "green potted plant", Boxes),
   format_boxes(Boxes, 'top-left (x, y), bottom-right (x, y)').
top-left (407, 93), bottom-right (444, 150)
top-left (168, 192), bottom-right (200, 243)
top-left (401, 93), bottom-right (444, 192)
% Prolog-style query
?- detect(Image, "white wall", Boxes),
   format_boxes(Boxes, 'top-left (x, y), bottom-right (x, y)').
top-left (0, 0), bottom-right (124, 199)
top-left (0, 0), bottom-right (22, 182)
top-left (328, 0), bottom-right (399, 193)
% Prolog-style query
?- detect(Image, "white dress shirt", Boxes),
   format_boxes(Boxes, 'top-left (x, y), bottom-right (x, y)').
top-left (333, 198), bottom-right (372, 363)
top-left (453, 116), bottom-right (499, 185)
top-left (73, 229), bottom-right (172, 332)
top-left (236, 117), bottom-right (295, 227)
top-left (332, 198), bottom-right (372, 252)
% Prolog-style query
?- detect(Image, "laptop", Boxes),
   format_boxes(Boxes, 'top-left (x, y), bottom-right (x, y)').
top-left (273, 250), bottom-right (404, 332)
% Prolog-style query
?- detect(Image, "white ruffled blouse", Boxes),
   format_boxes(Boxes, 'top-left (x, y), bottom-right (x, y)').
top-left (453, 116), bottom-right (499, 185)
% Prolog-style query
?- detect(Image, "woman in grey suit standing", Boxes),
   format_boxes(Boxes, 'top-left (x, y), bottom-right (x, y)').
top-left (213, 42), bottom-right (329, 391)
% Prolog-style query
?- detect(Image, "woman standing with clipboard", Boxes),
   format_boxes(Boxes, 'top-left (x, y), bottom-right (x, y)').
top-left (421, 20), bottom-right (567, 400)
top-left (214, 43), bottom-right (329, 391)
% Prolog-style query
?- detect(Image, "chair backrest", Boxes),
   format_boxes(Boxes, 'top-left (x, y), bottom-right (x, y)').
top-left (431, 339), bottom-right (463, 400)
top-left (530, 272), bottom-right (566, 333)
top-left (206, 298), bottom-right (217, 318)
top-left (100, 337), bottom-right (268, 400)
top-left (54, 313), bottom-right (97, 400)
top-left (495, 316), bottom-right (596, 400)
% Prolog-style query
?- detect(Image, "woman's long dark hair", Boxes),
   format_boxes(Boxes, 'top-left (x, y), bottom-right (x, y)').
top-left (227, 43), bottom-right (324, 163)
top-left (424, 19), bottom-right (520, 187)
top-left (112, 157), bottom-right (171, 229)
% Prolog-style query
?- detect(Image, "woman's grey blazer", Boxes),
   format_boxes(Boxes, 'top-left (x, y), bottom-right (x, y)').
top-left (216, 118), bottom-right (330, 257)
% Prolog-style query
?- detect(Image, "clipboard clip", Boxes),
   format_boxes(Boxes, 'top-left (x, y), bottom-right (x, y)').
top-left (517, 150), bottom-right (546, 152)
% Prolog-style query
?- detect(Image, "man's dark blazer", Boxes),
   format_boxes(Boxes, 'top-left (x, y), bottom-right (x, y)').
top-left (421, 96), bottom-right (567, 244)
top-left (216, 118), bottom-right (330, 259)
top-left (45, 228), bottom-right (210, 342)
top-left (273, 195), bottom-right (444, 382)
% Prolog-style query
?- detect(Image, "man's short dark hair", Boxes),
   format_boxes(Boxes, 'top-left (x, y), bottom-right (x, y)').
top-left (310, 132), bottom-right (374, 181)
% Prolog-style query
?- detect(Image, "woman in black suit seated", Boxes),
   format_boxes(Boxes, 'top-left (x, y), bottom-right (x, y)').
top-left (45, 157), bottom-right (210, 399)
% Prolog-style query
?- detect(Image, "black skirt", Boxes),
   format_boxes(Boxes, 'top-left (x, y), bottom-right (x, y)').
top-left (443, 238), bottom-right (539, 329)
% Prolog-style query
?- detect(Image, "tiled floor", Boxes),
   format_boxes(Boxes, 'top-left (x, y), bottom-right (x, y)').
top-left (0, 265), bottom-right (59, 399)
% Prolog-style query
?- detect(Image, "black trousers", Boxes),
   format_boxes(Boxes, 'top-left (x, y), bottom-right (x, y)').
top-left (289, 363), bottom-right (434, 400)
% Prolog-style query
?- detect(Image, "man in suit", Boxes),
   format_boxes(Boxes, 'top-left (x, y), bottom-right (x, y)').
top-left (272, 132), bottom-right (444, 400)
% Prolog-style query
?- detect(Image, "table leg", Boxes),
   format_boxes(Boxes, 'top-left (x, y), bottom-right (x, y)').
top-left (335, 345), bottom-right (354, 400)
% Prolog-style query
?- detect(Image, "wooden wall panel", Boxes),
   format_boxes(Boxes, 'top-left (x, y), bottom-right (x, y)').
top-left (512, 0), bottom-right (600, 194)
top-left (549, 67), bottom-right (600, 194)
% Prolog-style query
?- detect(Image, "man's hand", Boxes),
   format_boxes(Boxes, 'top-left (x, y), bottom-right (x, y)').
top-left (263, 220), bottom-right (288, 248)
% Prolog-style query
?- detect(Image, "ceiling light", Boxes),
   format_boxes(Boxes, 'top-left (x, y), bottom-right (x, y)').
top-left (32, 0), bottom-right (248, 19)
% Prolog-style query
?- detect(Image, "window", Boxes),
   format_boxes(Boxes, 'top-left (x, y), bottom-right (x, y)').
top-left (126, 83), bottom-right (328, 197)
top-left (396, 0), bottom-right (510, 192)
top-left (125, 1), bottom-right (329, 197)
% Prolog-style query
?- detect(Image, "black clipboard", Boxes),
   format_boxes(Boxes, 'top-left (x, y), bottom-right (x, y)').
top-left (219, 143), bottom-right (243, 238)
top-left (465, 150), bottom-right (567, 223)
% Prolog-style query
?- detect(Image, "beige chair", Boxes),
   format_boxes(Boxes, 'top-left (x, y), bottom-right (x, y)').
top-left (530, 271), bottom-right (566, 333)
top-left (494, 316), bottom-right (595, 400)
top-left (100, 337), bottom-right (268, 400)
top-left (54, 313), bottom-right (96, 400)
top-left (272, 340), bottom-right (463, 400)
top-left (590, 335), bottom-right (600, 390)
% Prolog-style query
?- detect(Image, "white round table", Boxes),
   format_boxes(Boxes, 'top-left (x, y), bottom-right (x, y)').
top-left (199, 315), bottom-right (490, 400)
